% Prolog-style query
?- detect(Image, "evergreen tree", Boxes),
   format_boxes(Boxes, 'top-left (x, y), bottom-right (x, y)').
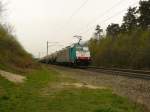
top-left (121, 7), bottom-right (138, 32)
top-left (95, 25), bottom-right (103, 40)
top-left (106, 23), bottom-right (120, 37)
top-left (138, 0), bottom-right (150, 29)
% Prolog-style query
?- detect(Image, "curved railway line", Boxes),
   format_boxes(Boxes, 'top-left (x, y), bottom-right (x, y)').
top-left (83, 66), bottom-right (150, 80)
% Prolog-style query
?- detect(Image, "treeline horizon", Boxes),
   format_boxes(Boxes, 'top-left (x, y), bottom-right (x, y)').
top-left (89, 0), bottom-right (150, 69)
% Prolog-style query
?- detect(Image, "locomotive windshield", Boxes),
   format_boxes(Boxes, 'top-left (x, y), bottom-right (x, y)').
top-left (83, 47), bottom-right (89, 51)
top-left (76, 47), bottom-right (82, 51)
top-left (76, 46), bottom-right (89, 52)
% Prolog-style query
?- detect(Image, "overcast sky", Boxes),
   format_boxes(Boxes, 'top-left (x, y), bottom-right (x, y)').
top-left (3, 0), bottom-right (139, 57)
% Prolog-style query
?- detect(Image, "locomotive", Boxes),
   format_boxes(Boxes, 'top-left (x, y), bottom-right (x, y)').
top-left (41, 43), bottom-right (91, 66)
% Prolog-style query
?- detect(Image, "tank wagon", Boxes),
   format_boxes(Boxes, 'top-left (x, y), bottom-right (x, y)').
top-left (41, 43), bottom-right (91, 66)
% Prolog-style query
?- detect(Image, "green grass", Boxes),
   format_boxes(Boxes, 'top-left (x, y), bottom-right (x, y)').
top-left (47, 89), bottom-right (143, 112)
top-left (0, 67), bottom-right (144, 112)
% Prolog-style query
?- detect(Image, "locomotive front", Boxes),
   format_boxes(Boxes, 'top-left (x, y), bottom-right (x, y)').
top-left (75, 45), bottom-right (91, 66)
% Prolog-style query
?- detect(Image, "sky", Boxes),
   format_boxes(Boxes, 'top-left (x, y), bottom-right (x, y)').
top-left (3, 0), bottom-right (140, 57)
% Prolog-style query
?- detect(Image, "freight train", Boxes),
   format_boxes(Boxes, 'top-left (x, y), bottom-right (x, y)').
top-left (40, 43), bottom-right (91, 66)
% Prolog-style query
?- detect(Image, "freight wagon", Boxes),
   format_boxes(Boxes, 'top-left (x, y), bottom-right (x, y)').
top-left (41, 43), bottom-right (91, 66)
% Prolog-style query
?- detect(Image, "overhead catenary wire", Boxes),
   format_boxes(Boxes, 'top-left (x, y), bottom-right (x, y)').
top-left (81, 8), bottom-right (127, 35)
top-left (71, 0), bottom-right (128, 38)
top-left (68, 0), bottom-right (89, 22)
top-left (82, 0), bottom-right (128, 30)
top-left (44, 0), bottom-right (89, 57)
top-left (57, 0), bottom-right (89, 33)
top-left (80, 0), bottom-right (140, 35)
top-left (66, 0), bottom-right (89, 26)
top-left (72, 0), bottom-right (129, 36)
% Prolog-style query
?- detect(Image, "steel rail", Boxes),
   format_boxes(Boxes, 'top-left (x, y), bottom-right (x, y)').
top-left (86, 66), bottom-right (150, 80)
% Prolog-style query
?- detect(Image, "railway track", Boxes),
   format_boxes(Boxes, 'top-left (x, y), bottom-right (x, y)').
top-left (85, 66), bottom-right (150, 80)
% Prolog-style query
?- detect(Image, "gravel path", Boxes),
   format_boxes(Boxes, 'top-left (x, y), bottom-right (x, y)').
top-left (50, 65), bottom-right (150, 111)
top-left (0, 70), bottom-right (26, 83)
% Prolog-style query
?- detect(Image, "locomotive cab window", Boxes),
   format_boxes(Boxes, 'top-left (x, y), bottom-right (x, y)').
top-left (76, 47), bottom-right (83, 51)
top-left (83, 47), bottom-right (89, 52)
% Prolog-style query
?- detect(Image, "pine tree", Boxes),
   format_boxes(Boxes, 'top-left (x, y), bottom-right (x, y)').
top-left (106, 23), bottom-right (120, 37)
top-left (138, 0), bottom-right (150, 29)
top-left (121, 7), bottom-right (138, 32)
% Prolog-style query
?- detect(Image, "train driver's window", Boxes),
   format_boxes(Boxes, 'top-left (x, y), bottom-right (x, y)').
top-left (83, 47), bottom-right (89, 51)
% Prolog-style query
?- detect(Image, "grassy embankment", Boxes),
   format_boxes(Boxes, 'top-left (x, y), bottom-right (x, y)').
top-left (0, 24), bottom-right (33, 72)
top-left (0, 66), bottom-right (145, 112)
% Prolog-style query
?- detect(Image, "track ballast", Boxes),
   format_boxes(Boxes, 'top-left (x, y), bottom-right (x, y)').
top-left (84, 66), bottom-right (150, 80)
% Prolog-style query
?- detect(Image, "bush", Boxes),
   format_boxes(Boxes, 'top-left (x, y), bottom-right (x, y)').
top-left (89, 29), bottom-right (150, 69)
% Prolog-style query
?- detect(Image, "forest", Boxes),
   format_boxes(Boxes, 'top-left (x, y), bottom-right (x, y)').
top-left (89, 0), bottom-right (150, 69)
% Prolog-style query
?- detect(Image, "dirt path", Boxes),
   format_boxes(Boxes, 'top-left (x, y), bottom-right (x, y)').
top-left (0, 70), bottom-right (26, 83)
